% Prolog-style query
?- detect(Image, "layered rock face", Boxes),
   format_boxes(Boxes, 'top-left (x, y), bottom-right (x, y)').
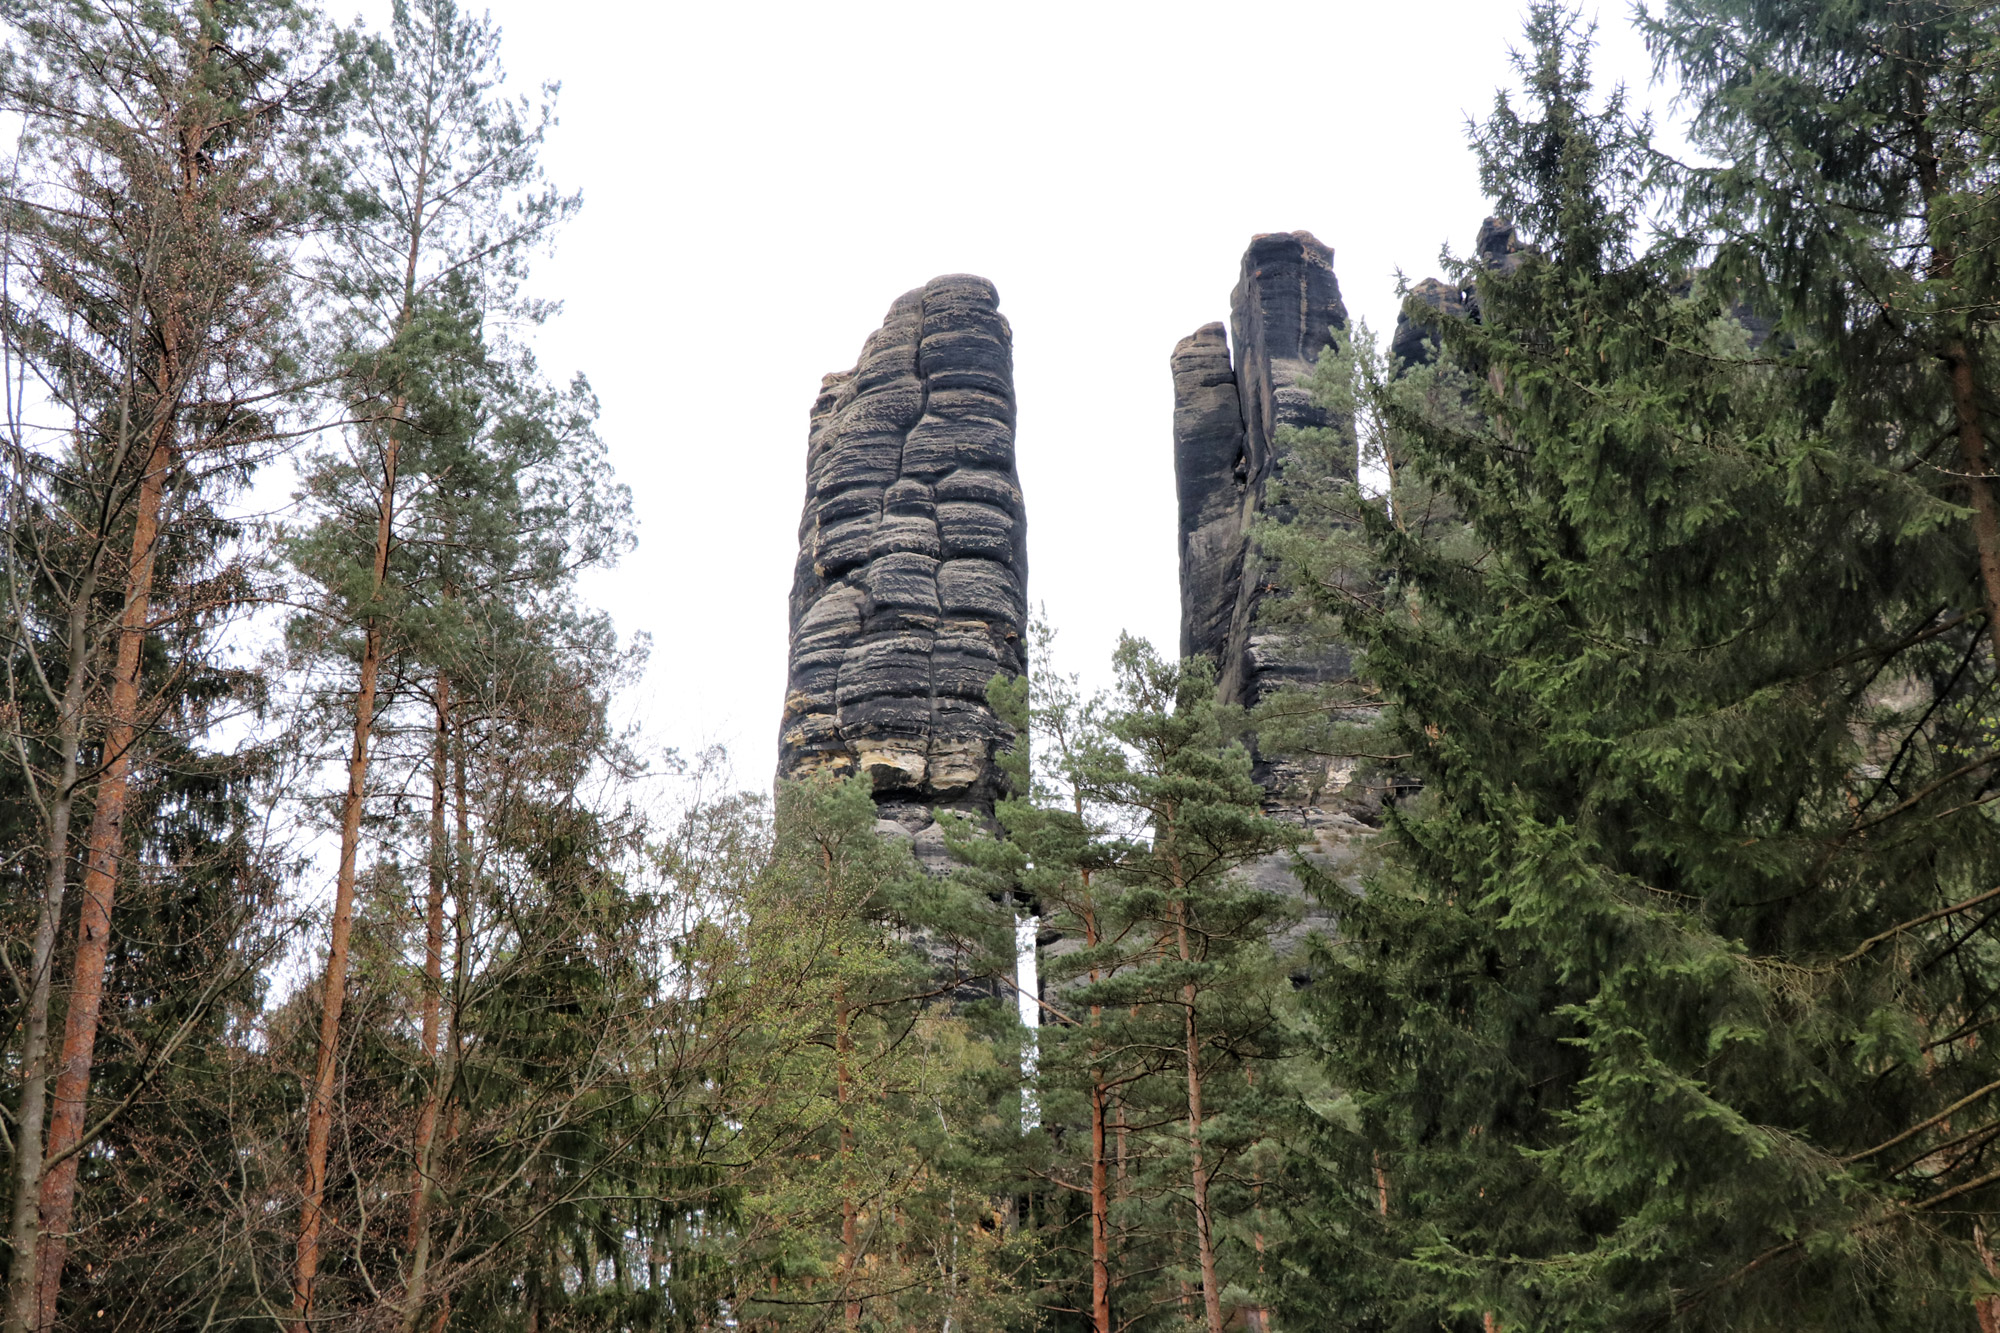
top-left (1173, 233), bottom-right (1373, 927)
top-left (1390, 216), bottom-right (1521, 368)
top-left (780, 274), bottom-right (1027, 844)
top-left (1173, 230), bottom-right (1352, 714)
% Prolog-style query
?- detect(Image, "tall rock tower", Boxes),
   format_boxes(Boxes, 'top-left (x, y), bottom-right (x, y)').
top-left (780, 274), bottom-right (1027, 853)
top-left (1174, 231), bottom-right (1352, 719)
top-left (1173, 233), bottom-right (1379, 897)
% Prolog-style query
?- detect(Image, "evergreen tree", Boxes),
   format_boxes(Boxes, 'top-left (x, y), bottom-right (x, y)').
top-left (732, 774), bottom-right (1022, 1333)
top-left (970, 634), bottom-right (1298, 1333)
top-left (1084, 640), bottom-right (1296, 1333)
top-left (1274, 7), bottom-right (2000, 1330)
top-left (960, 627), bottom-right (1139, 1333)
top-left (0, 1), bottom-right (327, 1324)
top-left (279, 0), bottom-right (587, 1312)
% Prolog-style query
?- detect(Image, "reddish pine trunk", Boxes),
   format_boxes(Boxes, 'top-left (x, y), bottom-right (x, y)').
top-left (1080, 894), bottom-right (1112, 1333)
top-left (293, 421), bottom-right (402, 1320)
top-left (33, 433), bottom-right (170, 1325)
top-left (1172, 896), bottom-right (1224, 1333)
top-left (1976, 1226), bottom-right (2000, 1333)
top-left (1911, 93), bottom-right (2000, 667)
top-left (1947, 346), bottom-right (2000, 664)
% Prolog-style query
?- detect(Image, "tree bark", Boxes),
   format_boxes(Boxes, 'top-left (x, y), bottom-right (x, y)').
top-left (1974, 1225), bottom-right (2000, 1333)
top-left (1910, 83), bottom-right (2000, 667)
top-left (1173, 897), bottom-right (1224, 1333)
top-left (1946, 344), bottom-right (2000, 665)
top-left (292, 419), bottom-right (402, 1320)
top-left (31, 431), bottom-right (170, 1330)
top-left (836, 974), bottom-right (859, 1331)
top-left (1090, 1078), bottom-right (1112, 1333)
top-left (402, 676), bottom-right (451, 1328)
top-left (1080, 891), bottom-right (1112, 1333)
top-left (2, 543), bottom-right (101, 1333)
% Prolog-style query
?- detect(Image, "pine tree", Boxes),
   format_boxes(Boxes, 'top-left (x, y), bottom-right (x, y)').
top-left (280, 0), bottom-right (580, 1312)
top-left (1085, 640), bottom-right (1296, 1333)
top-left (0, 2), bottom-right (325, 1324)
top-left (1274, 7), bottom-right (2000, 1330)
top-left (732, 774), bottom-right (1022, 1333)
top-left (964, 627), bottom-right (1141, 1333)
top-left (973, 634), bottom-right (1299, 1333)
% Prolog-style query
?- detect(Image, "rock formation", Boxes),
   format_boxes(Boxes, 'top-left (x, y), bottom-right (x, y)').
top-left (1389, 216), bottom-right (1521, 368)
top-left (780, 274), bottom-right (1027, 856)
top-left (1169, 232), bottom-right (1374, 928)
top-left (1173, 230), bottom-right (1353, 717)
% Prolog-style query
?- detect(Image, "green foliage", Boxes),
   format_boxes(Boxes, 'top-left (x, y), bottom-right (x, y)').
top-left (968, 630), bottom-right (1302, 1332)
top-left (1272, 7), bottom-right (2000, 1332)
top-left (730, 774), bottom-right (1026, 1333)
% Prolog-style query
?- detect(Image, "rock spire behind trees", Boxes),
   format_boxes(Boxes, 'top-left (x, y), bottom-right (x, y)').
top-left (1173, 231), bottom-right (1353, 714)
top-left (780, 275), bottom-right (1027, 845)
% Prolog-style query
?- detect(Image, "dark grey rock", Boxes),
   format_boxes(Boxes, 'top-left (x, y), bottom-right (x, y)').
top-left (1173, 231), bottom-right (1353, 714)
top-left (1389, 276), bottom-right (1467, 370)
top-left (781, 274), bottom-right (1027, 825)
top-left (1390, 215), bottom-right (1523, 368)
top-left (1172, 233), bottom-right (1377, 946)
top-left (1173, 322), bottom-right (1247, 665)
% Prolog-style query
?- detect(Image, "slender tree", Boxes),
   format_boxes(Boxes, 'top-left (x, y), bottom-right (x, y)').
top-left (735, 774), bottom-right (1022, 1333)
top-left (966, 628), bottom-right (1161, 1333)
top-left (281, 0), bottom-right (576, 1312)
top-left (0, 2), bottom-right (322, 1325)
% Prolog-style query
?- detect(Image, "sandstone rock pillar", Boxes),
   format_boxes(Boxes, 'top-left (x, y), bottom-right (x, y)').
top-left (780, 274), bottom-right (1027, 855)
top-left (1173, 230), bottom-right (1352, 714)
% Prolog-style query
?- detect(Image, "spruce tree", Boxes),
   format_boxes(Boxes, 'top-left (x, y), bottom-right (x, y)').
top-left (1273, 7), bottom-right (2000, 1330)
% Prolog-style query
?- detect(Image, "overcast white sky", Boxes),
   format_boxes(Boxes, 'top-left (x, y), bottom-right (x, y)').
top-left (453, 0), bottom-right (1683, 787)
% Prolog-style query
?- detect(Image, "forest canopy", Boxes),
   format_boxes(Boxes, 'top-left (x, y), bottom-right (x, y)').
top-left (4, 1), bottom-right (2000, 1331)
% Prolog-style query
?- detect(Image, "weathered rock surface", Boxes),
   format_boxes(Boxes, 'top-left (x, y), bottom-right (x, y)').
top-left (1390, 216), bottom-right (1521, 369)
top-left (780, 274), bottom-right (1027, 840)
top-left (1173, 230), bottom-right (1353, 715)
top-left (1173, 233), bottom-right (1377, 934)
top-left (1388, 276), bottom-right (1467, 369)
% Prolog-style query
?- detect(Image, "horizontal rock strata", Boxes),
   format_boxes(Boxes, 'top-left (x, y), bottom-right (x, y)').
top-left (1173, 232), bottom-right (1370, 929)
top-left (1174, 230), bottom-right (1352, 715)
top-left (780, 274), bottom-right (1027, 846)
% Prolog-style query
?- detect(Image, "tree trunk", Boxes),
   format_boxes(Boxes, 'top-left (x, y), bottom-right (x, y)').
top-left (1911, 92), bottom-right (2000, 667)
top-left (1081, 893), bottom-right (1112, 1333)
top-left (409, 732), bottom-right (472, 1317)
top-left (1090, 1077), bottom-right (1112, 1333)
top-left (1173, 899), bottom-right (1224, 1333)
top-left (1974, 1225), bottom-right (2000, 1333)
top-left (1946, 344), bottom-right (2000, 665)
top-left (292, 420), bottom-right (402, 1320)
top-left (32, 432), bottom-right (171, 1329)
top-left (836, 975), bottom-right (859, 1330)
top-left (2, 560), bottom-right (100, 1333)
top-left (403, 677), bottom-right (450, 1329)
